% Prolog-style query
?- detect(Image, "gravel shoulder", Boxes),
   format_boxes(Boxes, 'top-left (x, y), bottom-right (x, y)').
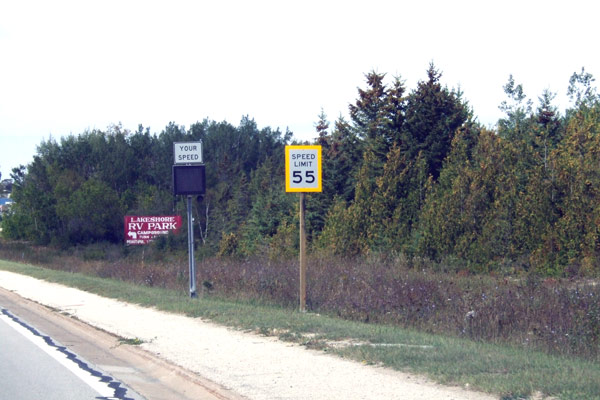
top-left (0, 270), bottom-right (497, 400)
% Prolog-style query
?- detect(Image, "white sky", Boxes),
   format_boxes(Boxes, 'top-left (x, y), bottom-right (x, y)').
top-left (1, 0), bottom-right (599, 180)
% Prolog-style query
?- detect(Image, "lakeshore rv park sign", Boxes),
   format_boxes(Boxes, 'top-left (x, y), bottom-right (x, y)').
top-left (125, 215), bottom-right (182, 245)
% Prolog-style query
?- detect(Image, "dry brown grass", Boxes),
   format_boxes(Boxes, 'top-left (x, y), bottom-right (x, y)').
top-left (1, 240), bottom-right (598, 361)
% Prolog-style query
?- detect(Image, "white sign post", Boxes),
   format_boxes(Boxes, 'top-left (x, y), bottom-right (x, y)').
top-left (285, 145), bottom-right (322, 312)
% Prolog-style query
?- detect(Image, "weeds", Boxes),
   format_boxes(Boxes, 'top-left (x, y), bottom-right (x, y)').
top-left (0, 239), bottom-right (598, 361)
top-left (1, 252), bottom-right (600, 399)
top-left (118, 337), bottom-right (145, 346)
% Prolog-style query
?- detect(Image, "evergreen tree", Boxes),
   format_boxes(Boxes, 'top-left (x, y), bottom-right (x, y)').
top-left (402, 63), bottom-right (469, 180)
top-left (315, 108), bottom-right (330, 149)
top-left (498, 75), bottom-right (533, 141)
top-left (368, 144), bottom-right (411, 250)
top-left (319, 151), bottom-right (378, 256)
top-left (306, 110), bottom-right (333, 235)
top-left (240, 156), bottom-right (295, 255)
top-left (382, 76), bottom-right (407, 145)
top-left (418, 124), bottom-right (482, 260)
top-left (325, 116), bottom-right (362, 203)
top-left (349, 71), bottom-right (388, 142)
top-left (316, 198), bottom-right (354, 255)
top-left (539, 106), bottom-right (600, 274)
top-left (533, 89), bottom-right (563, 170)
top-left (349, 71), bottom-right (391, 175)
top-left (567, 67), bottom-right (599, 110)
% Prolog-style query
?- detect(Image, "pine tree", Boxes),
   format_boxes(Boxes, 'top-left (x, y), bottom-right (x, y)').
top-left (402, 63), bottom-right (469, 180)
top-left (326, 116), bottom-right (362, 203)
top-left (533, 89), bottom-right (563, 171)
top-left (315, 108), bottom-right (330, 149)
top-left (307, 109), bottom-right (333, 235)
top-left (349, 71), bottom-right (391, 176)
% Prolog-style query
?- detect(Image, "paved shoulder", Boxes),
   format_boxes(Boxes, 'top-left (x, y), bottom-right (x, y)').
top-left (0, 280), bottom-right (244, 400)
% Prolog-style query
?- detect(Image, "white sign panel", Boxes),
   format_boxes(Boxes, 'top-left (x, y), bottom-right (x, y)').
top-left (174, 141), bottom-right (203, 164)
top-left (285, 145), bottom-right (322, 192)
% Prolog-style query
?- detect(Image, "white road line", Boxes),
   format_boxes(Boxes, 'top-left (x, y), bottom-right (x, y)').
top-left (0, 309), bottom-right (117, 399)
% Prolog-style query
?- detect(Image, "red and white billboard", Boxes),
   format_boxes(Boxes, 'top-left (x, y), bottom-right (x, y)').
top-left (125, 216), bottom-right (182, 245)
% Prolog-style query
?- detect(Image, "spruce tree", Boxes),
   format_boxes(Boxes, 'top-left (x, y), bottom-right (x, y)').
top-left (402, 63), bottom-right (469, 180)
top-left (349, 71), bottom-right (391, 176)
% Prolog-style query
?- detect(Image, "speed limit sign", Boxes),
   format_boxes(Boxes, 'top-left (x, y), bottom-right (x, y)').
top-left (285, 145), bottom-right (322, 192)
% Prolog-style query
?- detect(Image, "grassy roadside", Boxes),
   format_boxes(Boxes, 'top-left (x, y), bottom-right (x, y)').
top-left (1, 259), bottom-right (598, 400)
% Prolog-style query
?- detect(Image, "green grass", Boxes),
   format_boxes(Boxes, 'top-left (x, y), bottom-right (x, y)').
top-left (1, 259), bottom-right (598, 399)
top-left (118, 337), bottom-right (145, 346)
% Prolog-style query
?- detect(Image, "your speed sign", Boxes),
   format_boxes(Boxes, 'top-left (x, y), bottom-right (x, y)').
top-left (285, 145), bottom-right (322, 192)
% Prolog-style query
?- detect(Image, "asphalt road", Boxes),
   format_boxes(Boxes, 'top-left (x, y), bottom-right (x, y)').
top-left (0, 287), bottom-right (241, 400)
top-left (0, 306), bottom-right (144, 400)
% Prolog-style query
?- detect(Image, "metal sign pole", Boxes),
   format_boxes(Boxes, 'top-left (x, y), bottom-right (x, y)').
top-left (187, 195), bottom-right (197, 298)
top-left (172, 141), bottom-right (204, 299)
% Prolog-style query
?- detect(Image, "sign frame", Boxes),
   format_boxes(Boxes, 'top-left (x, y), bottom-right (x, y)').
top-left (285, 145), bottom-right (322, 193)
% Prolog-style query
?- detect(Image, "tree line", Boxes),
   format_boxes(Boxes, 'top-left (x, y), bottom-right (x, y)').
top-left (3, 64), bottom-right (600, 276)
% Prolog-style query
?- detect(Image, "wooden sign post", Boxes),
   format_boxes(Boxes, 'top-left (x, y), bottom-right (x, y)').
top-left (285, 145), bottom-right (322, 312)
top-left (299, 192), bottom-right (307, 311)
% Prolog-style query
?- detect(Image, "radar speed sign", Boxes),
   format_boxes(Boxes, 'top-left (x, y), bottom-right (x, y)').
top-left (285, 145), bottom-right (322, 192)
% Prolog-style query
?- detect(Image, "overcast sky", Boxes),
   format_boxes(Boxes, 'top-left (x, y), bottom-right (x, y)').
top-left (1, 0), bottom-right (599, 180)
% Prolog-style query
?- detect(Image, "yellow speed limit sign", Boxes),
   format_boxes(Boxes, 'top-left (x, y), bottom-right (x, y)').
top-left (285, 145), bottom-right (322, 192)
